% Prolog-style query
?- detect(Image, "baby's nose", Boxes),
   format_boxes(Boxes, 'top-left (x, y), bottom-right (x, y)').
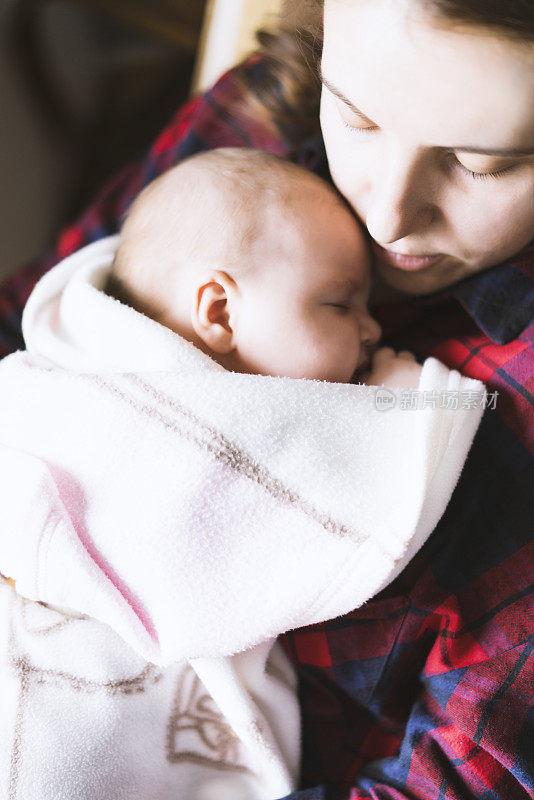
top-left (361, 314), bottom-right (382, 346)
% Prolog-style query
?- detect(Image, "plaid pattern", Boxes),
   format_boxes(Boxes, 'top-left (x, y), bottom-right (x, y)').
top-left (1, 57), bottom-right (533, 799)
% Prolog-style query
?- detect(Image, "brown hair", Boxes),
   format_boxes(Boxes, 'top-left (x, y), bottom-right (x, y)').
top-left (237, 0), bottom-right (534, 155)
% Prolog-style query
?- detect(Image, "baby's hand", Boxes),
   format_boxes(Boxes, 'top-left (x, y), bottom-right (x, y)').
top-left (364, 346), bottom-right (423, 389)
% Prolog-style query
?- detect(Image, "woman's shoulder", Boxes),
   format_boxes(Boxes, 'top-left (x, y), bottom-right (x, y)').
top-left (149, 54), bottom-right (294, 168)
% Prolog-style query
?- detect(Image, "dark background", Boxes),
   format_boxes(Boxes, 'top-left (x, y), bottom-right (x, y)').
top-left (0, 0), bottom-right (207, 279)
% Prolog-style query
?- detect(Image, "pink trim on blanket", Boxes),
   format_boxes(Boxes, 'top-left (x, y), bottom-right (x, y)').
top-left (48, 464), bottom-right (159, 646)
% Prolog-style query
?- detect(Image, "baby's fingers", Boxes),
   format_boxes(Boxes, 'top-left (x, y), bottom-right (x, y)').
top-left (397, 350), bottom-right (417, 361)
top-left (371, 346), bottom-right (396, 364)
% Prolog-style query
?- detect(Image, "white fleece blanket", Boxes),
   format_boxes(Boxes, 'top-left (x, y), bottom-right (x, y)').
top-left (0, 236), bottom-right (485, 800)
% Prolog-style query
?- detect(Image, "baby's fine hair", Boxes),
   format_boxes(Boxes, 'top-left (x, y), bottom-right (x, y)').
top-left (106, 147), bottom-right (339, 317)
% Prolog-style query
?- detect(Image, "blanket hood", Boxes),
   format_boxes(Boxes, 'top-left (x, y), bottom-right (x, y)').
top-left (0, 237), bottom-right (486, 667)
top-left (21, 234), bottom-right (224, 374)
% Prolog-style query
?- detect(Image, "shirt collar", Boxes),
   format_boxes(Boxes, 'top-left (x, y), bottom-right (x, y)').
top-left (298, 133), bottom-right (534, 345)
top-left (452, 255), bottom-right (534, 344)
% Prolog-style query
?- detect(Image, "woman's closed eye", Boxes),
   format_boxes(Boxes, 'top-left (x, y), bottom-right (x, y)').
top-left (446, 152), bottom-right (517, 181)
top-left (338, 108), bottom-right (521, 182)
top-left (340, 118), bottom-right (377, 135)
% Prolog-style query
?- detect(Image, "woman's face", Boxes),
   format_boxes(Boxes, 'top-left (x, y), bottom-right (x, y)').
top-left (320, 0), bottom-right (534, 295)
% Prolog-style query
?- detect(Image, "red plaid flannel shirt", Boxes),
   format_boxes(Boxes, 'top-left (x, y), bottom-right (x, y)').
top-left (1, 58), bottom-right (532, 800)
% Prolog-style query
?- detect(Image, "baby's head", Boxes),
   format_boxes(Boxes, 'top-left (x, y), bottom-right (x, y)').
top-left (107, 147), bottom-right (381, 383)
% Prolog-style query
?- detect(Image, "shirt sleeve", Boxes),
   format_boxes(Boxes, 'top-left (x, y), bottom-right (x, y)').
top-left (280, 639), bottom-right (533, 799)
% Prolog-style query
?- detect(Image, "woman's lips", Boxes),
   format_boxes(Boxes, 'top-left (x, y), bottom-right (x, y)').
top-left (372, 241), bottom-right (445, 271)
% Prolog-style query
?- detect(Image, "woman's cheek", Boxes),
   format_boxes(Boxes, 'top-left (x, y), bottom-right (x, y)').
top-left (454, 182), bottom-right (533, 263)
top-left (481, 177), bottom-right (534, 253)
top-left (320, 97), bottom-right (369, 221)
top-left (319, 93), bottom-right (351, 182)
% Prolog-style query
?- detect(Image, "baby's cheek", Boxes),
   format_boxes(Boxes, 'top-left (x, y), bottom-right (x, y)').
top-left (294, 331), bottom-right (349, 381)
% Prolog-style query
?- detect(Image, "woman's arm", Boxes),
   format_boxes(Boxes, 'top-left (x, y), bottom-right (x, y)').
top-left (280, 626), bottom-right (532, 800)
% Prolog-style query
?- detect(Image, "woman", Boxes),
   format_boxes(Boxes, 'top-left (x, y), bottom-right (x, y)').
top-left (1, 1), bottom-right (532, 798)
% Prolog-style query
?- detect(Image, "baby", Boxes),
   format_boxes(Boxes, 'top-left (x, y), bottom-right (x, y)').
top-left (105, 146), bottom-right (421, 389)
top-left (0, 147), bottom-right (484, 800)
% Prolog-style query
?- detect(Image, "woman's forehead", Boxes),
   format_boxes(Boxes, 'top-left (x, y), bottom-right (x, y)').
top-left (322, 0), bottom-right (534, 151)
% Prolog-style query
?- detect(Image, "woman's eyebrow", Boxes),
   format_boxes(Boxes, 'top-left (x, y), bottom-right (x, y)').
top-left (319, 66), bottom-right (375, 122)
top-left (319, 65), bottom-right (534, 158)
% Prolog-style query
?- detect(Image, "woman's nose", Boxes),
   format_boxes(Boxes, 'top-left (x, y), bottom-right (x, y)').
top-left (365, 148), bottom-right (437, 244)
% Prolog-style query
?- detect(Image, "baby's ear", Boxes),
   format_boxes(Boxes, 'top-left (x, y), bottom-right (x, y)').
top-left (191, 271), bottom-right (237, 355)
